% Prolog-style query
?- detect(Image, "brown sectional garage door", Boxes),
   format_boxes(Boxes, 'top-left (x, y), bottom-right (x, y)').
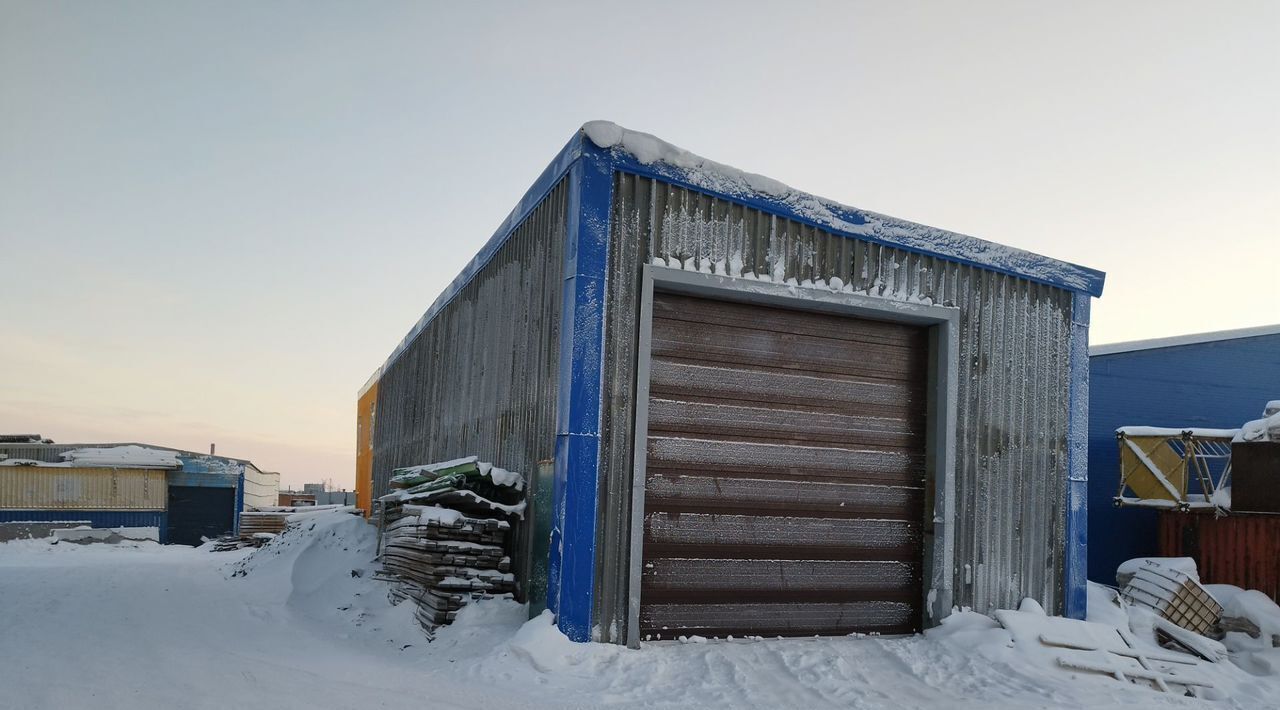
top-left (640, 292), bottom-right (929, 640)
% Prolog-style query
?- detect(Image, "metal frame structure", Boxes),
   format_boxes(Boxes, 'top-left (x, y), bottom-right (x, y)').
top-left (1114, 429), bottom-right (1234, 512)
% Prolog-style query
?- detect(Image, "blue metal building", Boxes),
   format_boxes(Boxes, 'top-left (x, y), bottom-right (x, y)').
top-left (1087, 325), bottom-right (1280, 584)
top-left (368, 122), bottom-right (1106, 644)
top-left (0, 442), bottom-right (272, 545)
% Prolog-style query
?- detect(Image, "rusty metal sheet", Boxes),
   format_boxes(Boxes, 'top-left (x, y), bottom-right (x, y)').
top-left (639, 292), bottom-right (927, 639)
top-left (1231, 442), bottom-right (1280, 514)
top-left (1159, 511), bottom-right (1280, 603)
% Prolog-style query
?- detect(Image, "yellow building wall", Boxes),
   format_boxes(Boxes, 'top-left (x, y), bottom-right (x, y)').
top-left (356, 371), bottom-right (379, 519)
top-left (0, 466), bottom-right (167, 510)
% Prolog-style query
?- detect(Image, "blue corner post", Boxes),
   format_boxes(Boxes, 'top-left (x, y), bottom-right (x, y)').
top-left (548, 141), bottom-right (615, 641)
top-left (1065, 293), bottom-right (1091, 619)
top-left (234, 470), bottom-right (245, 534)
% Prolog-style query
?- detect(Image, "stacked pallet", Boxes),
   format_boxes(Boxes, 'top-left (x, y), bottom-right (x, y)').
top-left (239, 505), bottom-right (359, 546)
top-left (238, 511), bottom-right (289, 544)
top-left (378, 457), bottom-right (525, 635)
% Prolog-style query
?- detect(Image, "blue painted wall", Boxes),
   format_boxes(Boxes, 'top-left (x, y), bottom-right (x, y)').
top-left (0, 510), bottom-right (168, 541)
top-left (1088, 333), bottom-right (1280, 584)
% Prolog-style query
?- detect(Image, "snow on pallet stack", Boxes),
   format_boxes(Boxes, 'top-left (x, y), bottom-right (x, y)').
top-left (238, 505), bottom-right (360, 547)
top-left (377, 457), bottom-right (525, 636)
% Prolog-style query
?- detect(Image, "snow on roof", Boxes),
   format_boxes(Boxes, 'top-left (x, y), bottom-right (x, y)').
top-left (582, 121), bottom-right (1105, 297)
top-left (381, 121), bottom-right (1106, 373)
top-left (60, 445), bottom-right (182, 469)
top-left (1235, 411), bottom-right (1280, 444)
top-left (1091, 323), bottom-right (1280, 357)
top-left (1116, 426), bottom-right (1240, 439)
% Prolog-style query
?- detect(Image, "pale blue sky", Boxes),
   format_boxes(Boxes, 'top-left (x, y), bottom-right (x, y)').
top-left (2, 1), bottom-right (1276, 487)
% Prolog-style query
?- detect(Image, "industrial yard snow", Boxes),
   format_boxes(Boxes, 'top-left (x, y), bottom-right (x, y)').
top-left (2, 510), bottom-right (1278, 710)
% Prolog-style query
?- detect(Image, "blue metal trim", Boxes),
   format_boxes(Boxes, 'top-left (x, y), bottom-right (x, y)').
top-left (382, 132), bottom-right (587, 371)
top-left (0, 510), bottom-right (166, 530)
top-left (1065, 293), bottom-right (1091, 619)
top-left (166, 470), bottom-right (239, 488)
top-left (550, 145), bottom-right (614, 641)
top-left (599, 149), bottom-right (1105, 298)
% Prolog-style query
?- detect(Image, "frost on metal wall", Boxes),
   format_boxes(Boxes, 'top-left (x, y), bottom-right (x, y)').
top-left (370, 181), bottom-right (569, 500)
top-left (601, 173), bottom-right (1073, 619)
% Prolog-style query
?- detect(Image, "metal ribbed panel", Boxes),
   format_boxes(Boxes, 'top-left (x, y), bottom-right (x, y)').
top-left (600, 173), bottom-right (1073, 623)
top-left (0, 510), bottom-right (166, 529)
top-left (1159, 511), bottom-right (1280, 602)
top-left (371, 180), bottom-right (568, 500)
top-left (0, 444), bottom-right (76, 463)
top-left (0, 467), bottom-right (167, 511)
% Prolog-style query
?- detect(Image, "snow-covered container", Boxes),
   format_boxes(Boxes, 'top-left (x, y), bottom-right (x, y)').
top-left (364, 122), bottom-right (1105, 645)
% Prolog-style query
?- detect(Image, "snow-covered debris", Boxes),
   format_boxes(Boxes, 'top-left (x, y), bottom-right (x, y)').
top-left (59, 445), bottom-right (181, 469)
top-left (390, 456), bottom-right (526, 493)
top-left (1117, 557), bottom-right (1200, 587)
top-left (1235, 411), bottom-right (1280, 443)
top-left (6, 520), bottom-right (1280, 709)
top-left (1120, 559), bottom-right (1222, 636)
top-left (1116, 425), bottom-right (1241, 439)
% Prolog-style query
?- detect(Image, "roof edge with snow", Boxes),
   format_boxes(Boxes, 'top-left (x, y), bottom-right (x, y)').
top-left (1091, 323), bottom-right (1280, 357)
top-left (582, 121), bottom-right (1106, 298)
top-left (378, 121), bottom-right (1107, 372)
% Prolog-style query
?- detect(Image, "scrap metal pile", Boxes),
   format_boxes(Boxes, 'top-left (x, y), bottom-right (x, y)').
top-left (377, 457), bottom-right (525, 635)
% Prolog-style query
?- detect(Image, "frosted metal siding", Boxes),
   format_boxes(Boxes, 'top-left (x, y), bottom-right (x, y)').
top-left (0, 467), bottom-right (167, 511)
top-left (598, 173), bottom-right (1074, 623)
top-left (371, 180), bottom-right (568, 499)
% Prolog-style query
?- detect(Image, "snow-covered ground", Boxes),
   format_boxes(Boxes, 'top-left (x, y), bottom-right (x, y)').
top-left (1, 513), bottom-right (1276, 709)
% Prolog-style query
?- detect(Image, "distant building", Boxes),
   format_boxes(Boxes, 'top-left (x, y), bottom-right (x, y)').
top-left (1088, 324), bottom-right (1280, 584)
top-left (278, 492), bottom-right (315, 507)
top-left (0, 439), bottom-right (278, 545)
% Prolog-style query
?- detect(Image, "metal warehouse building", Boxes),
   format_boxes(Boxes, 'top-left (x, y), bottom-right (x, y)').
top-left (0, 441), bottom-right (278, 545)
top-left (1088, 325), bottom-right (1280, 584)
top-left (368, 122), bottom-right (1106, 644)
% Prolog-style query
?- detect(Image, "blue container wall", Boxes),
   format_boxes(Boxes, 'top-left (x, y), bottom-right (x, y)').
top-left (0, 510), bottom-right (168, 542)
top-left (1088, 333), bottom-right (1280, 584)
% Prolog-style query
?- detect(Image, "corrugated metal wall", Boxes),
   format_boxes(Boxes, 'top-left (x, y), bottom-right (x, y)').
top-left (1159, 511), bottom-right (1280, 603)
top-left (0, 444), bottom-right (76, 463)
top-left (371, 180), bottom-right (569, 497)
top-left (595, 173), bottom-right (1074, 636)
top-left (0, 466), bottom-right (167, 510)
top-left (0, 510), bottom-right (167, 530)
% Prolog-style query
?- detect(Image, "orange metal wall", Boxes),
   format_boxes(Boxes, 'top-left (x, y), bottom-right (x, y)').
top-left (1159, 511), bottom-right (1280, 603)
top-left (355, 376), bottom-right (379, 518)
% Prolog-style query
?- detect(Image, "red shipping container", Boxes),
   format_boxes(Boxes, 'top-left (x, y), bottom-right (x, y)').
top-left (1159, 511), bottom-right (1280, 603)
